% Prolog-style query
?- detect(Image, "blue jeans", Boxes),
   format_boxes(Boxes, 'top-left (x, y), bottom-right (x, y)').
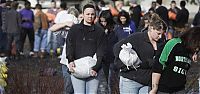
top-left (46, 30), bottom-right (57, 53)
top-left (71, 75), bottom-right (99, 94)
top-left (120, 76), bottom-right (148, 94)
top-left (62, 65), bottom-right (74, 94)
top-left (34, 29), bottom-right (47, 52)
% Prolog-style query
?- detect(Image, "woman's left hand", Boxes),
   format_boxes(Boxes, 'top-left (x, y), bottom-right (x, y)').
top-left (90, 70), bottom-right (97, 77)
top-left (192, 52), bottom-right (198, 62)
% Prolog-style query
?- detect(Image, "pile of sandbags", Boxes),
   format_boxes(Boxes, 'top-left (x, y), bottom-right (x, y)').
top-left (0, 57), bottom-right (8, 93)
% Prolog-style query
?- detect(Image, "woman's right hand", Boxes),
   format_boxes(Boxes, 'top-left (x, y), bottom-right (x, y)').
top-left (192, 52), bottom-right (198, 62)
top-left (68, 62), bottom-right (75, 73)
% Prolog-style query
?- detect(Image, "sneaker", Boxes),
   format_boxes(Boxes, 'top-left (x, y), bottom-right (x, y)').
top-left (19, 52), bottom-right (24, 56)
top-left (29, 51), bottom-right (34, 56)
top-left (50, 49), bottom-right (54, 56)
top-left (56, 48), bottom-right (61, 56)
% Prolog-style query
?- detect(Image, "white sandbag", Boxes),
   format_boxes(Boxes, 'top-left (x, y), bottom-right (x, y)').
top-left (72, 54), bottom-right (97, 78)
top-left (0, 57), bottom-right (7, 65)
top-left (119, 43), bottom-right (141, 70)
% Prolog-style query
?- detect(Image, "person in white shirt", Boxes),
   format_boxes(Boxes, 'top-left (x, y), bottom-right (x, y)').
top-left (50, 3), bottom-right (79, 94)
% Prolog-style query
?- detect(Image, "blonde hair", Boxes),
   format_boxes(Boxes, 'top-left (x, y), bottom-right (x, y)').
top-left (67, 7), bottom-right (80, 18)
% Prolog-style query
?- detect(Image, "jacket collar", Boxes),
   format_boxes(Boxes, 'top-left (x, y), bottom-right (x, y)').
top-left (143, 32), bottom-right (151, 43)
top-left (79, 20), bottom-right (95, 32)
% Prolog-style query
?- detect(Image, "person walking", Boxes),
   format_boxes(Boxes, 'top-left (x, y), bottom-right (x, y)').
top-left (33, 4), bottom-right (49, 58)
top-left (113, 13), bottom-right (167, 94)
top-left (174, 0), bottom-right (189, 37)
top-left (114, 10), bottom-right (136, 41)
top-left (168, 0), bottom-right (180, 27)
top-left (129, 0), bottom-right (142, 29)
top-left (0, 0), bottom-right (7, 58)
top-left (50, 6), bottom-right (79, 94)
top-left (4, 1), bottom-right (21, 60)
top-left (192, 7), bottom-right (200, 26)
top-left (67, 4), bottom-right (106, 94)
top-left (98, 10), bottom-right (119, 94)
top-left (45, 0), bottom-right (59, 55)
top-left (155, 0), bottom-right (169, 25)
top-left (150, 27), bottom-right (200, 94)
top-left (19, 1), bottom-right (35, 56)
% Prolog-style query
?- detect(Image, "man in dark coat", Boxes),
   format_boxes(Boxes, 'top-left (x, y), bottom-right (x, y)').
top-left (174, 1), bottom-right (189, 37)
top-left (129, 0), bottom-right (142, 29)
top-left (192, 7), bottom-right (200, 26)
top-left (155, 0), bottom-right (169, 25)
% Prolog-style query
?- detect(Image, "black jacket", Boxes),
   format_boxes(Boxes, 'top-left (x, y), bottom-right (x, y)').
top-left (153, 38), bottom-right (191, 93)
top-left (156, 6), bottom-right (169, 25)
top-left (113, 32), bottom-right (163, 85)
top-left (66, 21), bottom-right (106, 72)
top-left (192, 11), bottom-right (200, 26)
top-left (176, 7), bottom-right (189, 27)
top-left (102, 30), bottom-right (118, 81)
top-left (168, 7), bottom-right (180, 27)
top-left (129, 5), bottom-right (142, 29)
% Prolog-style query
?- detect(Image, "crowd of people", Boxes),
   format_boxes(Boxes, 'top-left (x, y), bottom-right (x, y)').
top-left (0, 0), bottom-right (200, 94)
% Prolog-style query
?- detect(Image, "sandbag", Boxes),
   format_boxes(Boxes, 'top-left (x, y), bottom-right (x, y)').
top-left (72, 55), bottom-right (97, 78)
top-left (119, 43), bottom-right (141, 70)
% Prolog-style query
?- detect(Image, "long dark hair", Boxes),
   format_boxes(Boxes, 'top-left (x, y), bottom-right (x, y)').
top-left (179, 26), bottom-right (200, 53)
top-left (117, 10), bottom-right (131, 26)
top-left (99, 10), bottom-right (115, 31)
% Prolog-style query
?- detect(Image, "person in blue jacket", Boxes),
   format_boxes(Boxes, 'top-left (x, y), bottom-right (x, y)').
top-left (114, 10), bottom-right (136, 41)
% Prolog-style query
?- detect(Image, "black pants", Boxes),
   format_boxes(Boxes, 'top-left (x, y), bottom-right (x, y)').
top-left (0, 31), bottom-right (7, 54)
top-left (7, 32), bottom-right (21, 56)
top-left (20, 27), bottom-right (34, 52)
